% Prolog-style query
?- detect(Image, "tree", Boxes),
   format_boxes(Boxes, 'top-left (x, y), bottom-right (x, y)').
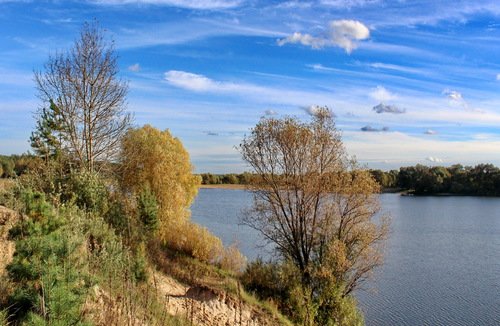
top-left (119, 125), bottom-right (201, 238)
top-left (239, 108), bottom-right (389, 324)
top-left (34, 20), bottom-right (131, 172)
top-left (30, 100), bottom-right (64, 163)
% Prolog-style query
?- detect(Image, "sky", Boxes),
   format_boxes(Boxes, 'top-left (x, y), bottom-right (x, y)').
top-left (1, 0), bottom-right (500, 173)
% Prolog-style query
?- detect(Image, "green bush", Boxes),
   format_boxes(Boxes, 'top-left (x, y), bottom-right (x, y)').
top-left (6, 191), bottom-right (93, 324)
top-left (240, 258), bottom-right (284, 300)
top-left (137, 183), bottom-right (159, 231)
top-left (0, 156), bottom-right (15, 178)
top-left (63, 170), bottom-right (109, 214)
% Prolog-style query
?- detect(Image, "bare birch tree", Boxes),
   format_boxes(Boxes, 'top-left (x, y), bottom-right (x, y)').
top-left (239, 108), bottom-right (390, 324)
top-left (34, 20), bottom-right (131, 172)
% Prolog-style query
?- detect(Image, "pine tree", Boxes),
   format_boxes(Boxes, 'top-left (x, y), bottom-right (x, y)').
top-left (30, 100), bottom-right (64, 162)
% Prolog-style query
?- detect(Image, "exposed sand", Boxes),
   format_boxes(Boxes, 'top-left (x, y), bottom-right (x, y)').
top-left (152, 270), bottom-right (279, 326)
top-left (0, 206), bottom-right (18, 278)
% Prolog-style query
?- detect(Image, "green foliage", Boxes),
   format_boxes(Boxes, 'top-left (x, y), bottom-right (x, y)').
top-left (200, 173), bottom-right (221, 185)
top-left (137, 183), bottom-right (159, 230)
top-left (240, 259), bottom-right (285, 301)
top-left (369, 169), bottom-right (397, 188)
top-left (63, 170), bottom-right (109, 214)
top-left (199, 172), bottom-right (254, 185)
top-left (0, 156), bottom-right (15, 178)
top-left (222, 173), bottom-right (239, 184)
top-left (240, 258), bottom-right (364, 326)
top-left (30, 100), bottom-right (64, 162)
top-left (6, 191), bottom-right (93, 324)
top-left (396, 163), bottom-right (500, 196)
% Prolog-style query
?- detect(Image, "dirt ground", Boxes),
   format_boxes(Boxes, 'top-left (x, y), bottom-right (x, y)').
top-left (0, 205), bottom-right (282, 326)
top-left (152, 270), bottom-right (279, 326)
top-left (0, 206), bottom-right (18, 278)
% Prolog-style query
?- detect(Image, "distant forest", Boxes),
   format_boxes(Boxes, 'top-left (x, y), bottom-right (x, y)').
top-left (1, 155), bottom-right (498, 196)
top-left (200, 164), bottom-right (499, 196)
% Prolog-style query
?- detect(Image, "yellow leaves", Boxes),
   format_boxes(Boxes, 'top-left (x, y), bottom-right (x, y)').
top-left (120, 124), bottom-right (201, 229)
top-left (240, 107), bottom-right (390, 298)
top-left (119, 125), bottom-right (245, 272)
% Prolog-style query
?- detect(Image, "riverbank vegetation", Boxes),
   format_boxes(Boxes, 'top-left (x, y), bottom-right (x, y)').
top-left (0, 21), bottom-right (289, 326)
top-left (194, 163), bottom-right (500, 197)
top-left (369, 164), bottom-right (499, 196)
top-left (4, 156), bottom-right (498, 197)
top-left (238, 109), bottom-right (390, 326)
top-left (1, 19), bottom-right (496, 326)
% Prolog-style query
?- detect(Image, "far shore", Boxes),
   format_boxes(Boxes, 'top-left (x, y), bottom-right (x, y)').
top-left (199, 184), bottom-right (247, 189)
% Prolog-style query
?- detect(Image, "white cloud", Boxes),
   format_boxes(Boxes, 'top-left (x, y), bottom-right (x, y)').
top-left (426, 156), bottom-right (443, 163)
top-left (372, 103), bottom-right (406, 114)
top-left (369, 86), bottom-right (397, 101)
top-left (497, 74), bottom-right (500, 81)
top-left (162, 70), bottom-right (352, 107)
top-left (300, 105), bottom-right (321, 116)
top-left (443, 89), bottom-right (484, 113)
top-left (369, 62), bottom-right (423, 74)
top-left (128, 63), bottom-right (140, 72)
top-left (265, 109), bottom-right (277, 115)
top-left (278, 20), bottom-right (370, 54)
top-left (91, 0), bottom-right (242, 9)
top-left (164, 70), bottom-right (265, 93)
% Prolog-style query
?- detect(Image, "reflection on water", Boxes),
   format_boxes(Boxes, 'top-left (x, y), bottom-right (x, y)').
top-left (191, 189), bottom-right (500, 326)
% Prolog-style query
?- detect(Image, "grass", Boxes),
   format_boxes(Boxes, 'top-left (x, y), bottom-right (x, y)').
top-left (0, 179), bottom-right (14, 193)
top-left (147, 237), bottom-right (293, 325)
top-left (0, 177), bottom-right (293, 325)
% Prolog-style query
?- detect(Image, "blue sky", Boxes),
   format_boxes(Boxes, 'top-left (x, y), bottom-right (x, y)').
top-left (1, 0), bottom-right (500, 173)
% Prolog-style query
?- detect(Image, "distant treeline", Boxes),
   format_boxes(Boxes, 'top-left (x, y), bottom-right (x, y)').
top-left (199, 172), bottom-right (253, 185)
top-left (0, 154), bottom-right (34, 178)
top-left (202, 164), bottom-right (499, 196)
top-left (370, 164), bottom-right (499, 196)
top-left (3, 156), bottom-right (498, 196)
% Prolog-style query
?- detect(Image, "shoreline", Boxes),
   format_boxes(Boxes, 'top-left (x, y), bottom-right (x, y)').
top-left (199, 184), bottom-right (246, 189)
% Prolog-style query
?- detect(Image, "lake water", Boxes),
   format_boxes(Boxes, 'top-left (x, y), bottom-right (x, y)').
top-left (190, 189), bottom-right (500, 325)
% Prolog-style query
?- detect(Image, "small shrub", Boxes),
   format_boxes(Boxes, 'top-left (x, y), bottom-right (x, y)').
top-left (241, 259), bottom-right (285, 301)
top-left (6, 200), bottom-right (92, 324)
top-left (63, 170), bottom-right (109, 214)
top-left (219, 242), bottom-right (247, 272)
top-left (137, 184), bottom-right (159, 231)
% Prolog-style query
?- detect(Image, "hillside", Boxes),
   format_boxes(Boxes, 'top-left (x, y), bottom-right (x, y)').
top-left (0, 203), bottom-right (290, 326)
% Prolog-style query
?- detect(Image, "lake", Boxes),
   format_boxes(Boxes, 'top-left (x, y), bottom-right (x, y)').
top-left (190, 189), bottom-right (500, 325)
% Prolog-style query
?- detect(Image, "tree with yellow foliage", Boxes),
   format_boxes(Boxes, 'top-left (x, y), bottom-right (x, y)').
top-left (119, 125), bottom-right (200, 237)
top-left (119, 125), bottom-right (243, 267)
top-left (239, 108), bottom-right (390, 325)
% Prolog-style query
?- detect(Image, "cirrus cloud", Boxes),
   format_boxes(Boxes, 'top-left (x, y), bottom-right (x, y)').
top-left (90, 0), bottom-right (243, 9)
top-left (128, 63), bottom-right (140, 72)
top-left (278, 20), bottom-right (370, 54)
top-left (164, 70), bottom-right (264, 94)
